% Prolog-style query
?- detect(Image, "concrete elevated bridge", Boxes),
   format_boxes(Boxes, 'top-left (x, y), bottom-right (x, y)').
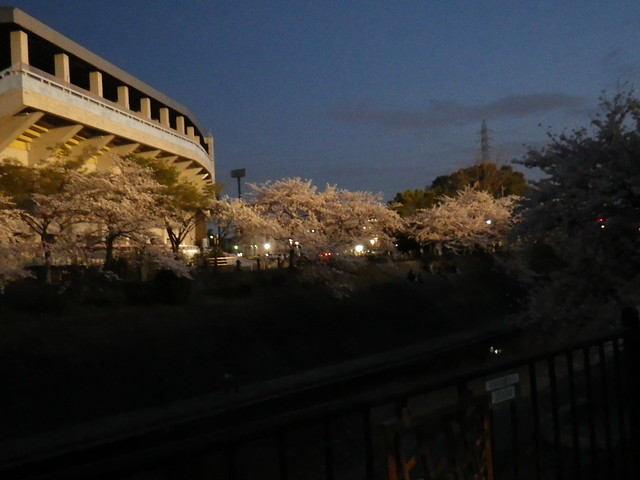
top-left (0, 7), bottom-right (215, 188)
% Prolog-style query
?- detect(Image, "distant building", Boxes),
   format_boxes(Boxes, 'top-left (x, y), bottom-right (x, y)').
top-left (0, 6), bottom-right (215, 243)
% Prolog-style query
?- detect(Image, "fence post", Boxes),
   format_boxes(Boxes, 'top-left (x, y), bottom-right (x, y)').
top-left (621, 306), bottom-right (640, 478)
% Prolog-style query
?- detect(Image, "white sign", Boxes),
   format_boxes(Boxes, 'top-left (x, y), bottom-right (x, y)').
top-left (485, 373), bottom-right (519, 392)
top-left (491, 386), bottom-right (517, 404)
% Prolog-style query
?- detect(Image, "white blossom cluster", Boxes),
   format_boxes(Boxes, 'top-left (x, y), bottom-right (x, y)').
top-left (223, 178), bottom-right (405, 260)
top-left (410, 187), bottom-right (519, 254)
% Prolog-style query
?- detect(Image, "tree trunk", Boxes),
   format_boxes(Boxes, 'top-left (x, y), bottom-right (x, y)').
top-left (41, 234), bottom-right (52, 284)
top-left (166, 226), bottom-right (180, 256)
top-left (288, 247), bottom-right (295, 269)
top-left (104, 234), bottom-right (117, 271)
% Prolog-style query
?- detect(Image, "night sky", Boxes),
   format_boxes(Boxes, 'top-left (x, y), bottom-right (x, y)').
top-left (8, 0), bottom-right (640, 200)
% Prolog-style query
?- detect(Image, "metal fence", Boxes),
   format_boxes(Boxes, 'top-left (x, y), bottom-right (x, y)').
top-left (4, 326), bottom-right (638, 480)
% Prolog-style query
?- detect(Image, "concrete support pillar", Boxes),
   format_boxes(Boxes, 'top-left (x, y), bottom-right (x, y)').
top-left (54, 53), bottom-right (70, 83)
top-left (140, 98), bottom-right (151, 118)
top-left (137, 150), bottom-right (161, 159)
top-left (176, 116), bottom-right (185, 134)
top-left (205, 136), bottom-right (215, 161)
top-left (89, 71), bottom-right (103, 97)
top-left (0, 111), bottom-right (44, 156)
top-left (117, 86), bottom-right (130, 109)
top-left (158, 155), bottom-right (178, 165)
top-left (180, 164), bottom-right (205, 184)
top-left (28, 123), bottom-right (82, 163)
top-left (159, 107), bottom-right (170, 127)
top-left (108, 142), bottom-right (140, 158)
top-left (10, 30), bottom-right (29, 67)
top-left (171, 160), bottom-right (192, 173)
top-left (69, 134), bottom-right (114, 165)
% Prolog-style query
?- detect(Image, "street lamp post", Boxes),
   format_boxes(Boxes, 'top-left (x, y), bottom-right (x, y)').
top-left (230, 168), bottom-right (246, 198)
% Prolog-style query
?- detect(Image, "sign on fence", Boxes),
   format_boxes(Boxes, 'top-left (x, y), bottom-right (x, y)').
top-left (485, 373), bottom-right (519, 405)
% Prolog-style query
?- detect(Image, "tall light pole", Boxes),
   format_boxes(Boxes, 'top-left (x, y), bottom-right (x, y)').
top-left (479, 120), bottom-right (491, 164)
top-left (230, 168), bottom-right (246, 198)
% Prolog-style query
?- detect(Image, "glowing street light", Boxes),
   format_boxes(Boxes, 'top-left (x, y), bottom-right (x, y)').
top-left (355, 244), bottom-right (364, 254)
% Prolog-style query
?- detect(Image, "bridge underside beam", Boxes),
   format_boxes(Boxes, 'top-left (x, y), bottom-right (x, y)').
top-left (0, 111), bottom-right (45, 154)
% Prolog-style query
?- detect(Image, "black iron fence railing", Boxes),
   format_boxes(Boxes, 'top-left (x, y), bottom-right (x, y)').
top-left (2, 325), bottom-right (638, 480)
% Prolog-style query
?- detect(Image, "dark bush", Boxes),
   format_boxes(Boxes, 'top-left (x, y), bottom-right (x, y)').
top-left (122, 281), bottom-right (157, 305)
top-left (2, 278), bottom-right (69, 313)
top-left (60, 267), bottom-right (126, 306)
top-left (153, 270), bottom-right (192, 305)
top-left (527, 244), bottom-right (567, 274)
top-left (204, 283), bottom-right (253, 297)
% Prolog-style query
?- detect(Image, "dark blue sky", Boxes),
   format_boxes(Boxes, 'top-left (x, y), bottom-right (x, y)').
top-left (9, 0), bottom-right (640, 200)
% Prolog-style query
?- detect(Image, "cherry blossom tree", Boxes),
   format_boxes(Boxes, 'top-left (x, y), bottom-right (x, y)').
top-left (410, 187), bottom-right (519, 254)
top-left (248, 178), bottom-right (322, 250)
top-left (160, 181), bottom-right (217, 256)
top-left (391, 163), bottom-right (529, 217)
top-left (128, 155), bottom-right (220, 256)
top-left (73, 158), bottom-right (163, 271)
top-left (0, 153), bottom-right (210, 279)
top-left (314, 185), bottom-right (404, 254)
top-left (0, 196), bottom-right (35, 291)
top-left (209, 195), bottom-right (272, 240)
top-left (515, 90), bottom-right (640, 324)
top-left (234, 178), bottom-right (404, 265)
top-left (0, 158), bottom-right (88, 281)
